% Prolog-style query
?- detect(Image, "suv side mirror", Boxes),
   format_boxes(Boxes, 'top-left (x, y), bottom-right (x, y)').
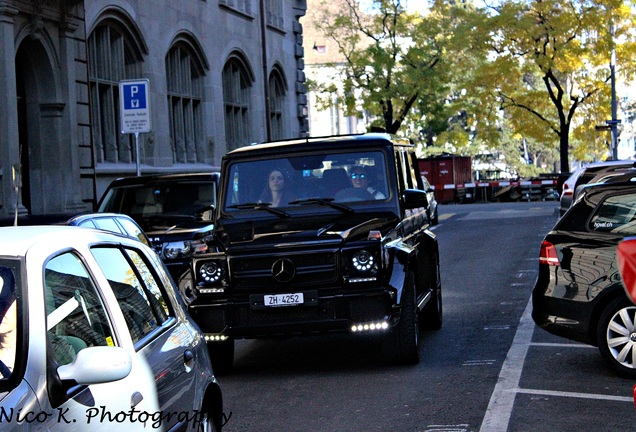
top-left (402, 189), bottom-right (428, 209)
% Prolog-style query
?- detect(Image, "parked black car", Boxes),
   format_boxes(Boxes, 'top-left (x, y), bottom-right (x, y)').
top-left (187, 133), bottom-right (443, 372)
top-left (533, 179), bottom-right (636, 378)
top-left (97, 172), bottom-right (220, 284)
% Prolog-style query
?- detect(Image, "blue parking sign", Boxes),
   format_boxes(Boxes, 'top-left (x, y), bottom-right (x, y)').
top-left (119, 79), bottom-right (151, 134)
top-left (122, 83), bottom-right (147, 110)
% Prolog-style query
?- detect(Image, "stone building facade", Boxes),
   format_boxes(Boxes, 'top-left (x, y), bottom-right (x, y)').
top-left (0, 0), bottom-right (308, 218)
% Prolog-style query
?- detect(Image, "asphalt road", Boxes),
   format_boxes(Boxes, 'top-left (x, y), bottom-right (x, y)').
top-left (217, 201), bottom-right (635, 432)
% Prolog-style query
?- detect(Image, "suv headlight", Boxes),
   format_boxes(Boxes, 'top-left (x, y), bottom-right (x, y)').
top-left (163, 239), bottom-right (208, 259)
top-left (195, 258), bottom-right (228, 292)
top-left (352, 250), bottom-right (375, 273)
top-left (346, 248), bottom-right (379, 279)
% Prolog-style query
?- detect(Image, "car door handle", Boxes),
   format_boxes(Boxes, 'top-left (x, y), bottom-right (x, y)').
top-left (184, 349), bottom-right (194, 363)
top-left (131, 391), bottom-right (144, 408)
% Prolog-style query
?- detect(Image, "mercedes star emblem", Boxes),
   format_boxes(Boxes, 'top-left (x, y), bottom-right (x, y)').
top-left (272, 258), bottom-right (296, 283)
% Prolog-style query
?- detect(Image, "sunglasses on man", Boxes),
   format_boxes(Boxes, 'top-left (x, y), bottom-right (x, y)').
top-left (351, 173), bottom-right (366, 179)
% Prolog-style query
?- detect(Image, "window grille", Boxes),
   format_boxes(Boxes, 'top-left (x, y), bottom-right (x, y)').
top-left (223, 60), bottom-right (252, 151)
top-left (269, 71), bottom-right (286, 141)
top-left (166, 45), bottom-right (204, 163)
top-left (88, 25), bottom-right (141, 164)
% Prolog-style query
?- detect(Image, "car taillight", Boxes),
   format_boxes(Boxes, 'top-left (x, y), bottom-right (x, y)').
top-left (539, 241), bottom-right (560, 266)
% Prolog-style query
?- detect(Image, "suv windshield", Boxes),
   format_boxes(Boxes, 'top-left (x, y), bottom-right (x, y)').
top-left (100, 180), bottom-right (216, 220)
top-left (224, 150), bottom-right (389, 211)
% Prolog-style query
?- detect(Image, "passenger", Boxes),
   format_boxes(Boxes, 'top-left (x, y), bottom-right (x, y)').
top-left (350, 166), bottom-right (385, 199)
top-left (260, 169), bottom-right (290, 207)
top-left (0, 268), bottom-right (16, 377)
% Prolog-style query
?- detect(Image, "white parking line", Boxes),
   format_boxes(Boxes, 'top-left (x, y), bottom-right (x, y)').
top-left (480, 296), bottom-right (633, 432)
top-left (479, 297), bottom-right (534, 432)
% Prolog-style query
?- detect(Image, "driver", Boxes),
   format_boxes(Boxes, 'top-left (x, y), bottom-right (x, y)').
top-left (350, 166), bottom-right (385, 199)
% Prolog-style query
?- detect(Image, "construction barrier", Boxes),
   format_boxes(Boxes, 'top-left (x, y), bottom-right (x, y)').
top-left (431, 179), bottom-right (559, 203)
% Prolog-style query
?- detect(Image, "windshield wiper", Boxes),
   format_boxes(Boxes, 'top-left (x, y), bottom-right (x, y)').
top-left (288, 198), bottom-right (354, 214)
top-left (227, 202), bottom-right (290, 218)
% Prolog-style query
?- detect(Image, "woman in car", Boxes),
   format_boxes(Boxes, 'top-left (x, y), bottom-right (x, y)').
top-left (259, 169), bottom-right (291, 207)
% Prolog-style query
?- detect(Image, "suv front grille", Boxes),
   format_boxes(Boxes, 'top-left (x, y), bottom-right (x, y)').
top-left (231, 251), bottom-right (337, 289)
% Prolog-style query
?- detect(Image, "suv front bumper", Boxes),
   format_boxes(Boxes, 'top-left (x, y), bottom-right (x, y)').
top-left (189, 286), bottom-right (399, 339)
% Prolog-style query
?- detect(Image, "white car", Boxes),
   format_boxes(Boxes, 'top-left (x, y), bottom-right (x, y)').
top-left (0, 226), bottom-right (224, 431)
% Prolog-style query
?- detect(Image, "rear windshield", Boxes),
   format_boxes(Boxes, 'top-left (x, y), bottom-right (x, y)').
top-left (223, 151), bottom-right (389, 211)
top-left (589, 192), bottom-right (636, 235)
top-left (99, 180), bottom-right (216, 219)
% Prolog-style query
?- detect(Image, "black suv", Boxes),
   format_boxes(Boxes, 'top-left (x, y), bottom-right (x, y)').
top-left (97, 172), bottom-right (219, 284)
top-left (187, 134), bottom-right (443, 371)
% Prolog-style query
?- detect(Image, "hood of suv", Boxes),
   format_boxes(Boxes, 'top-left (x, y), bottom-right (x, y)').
top-left (136, 216), bottom-right (214, 242)
top-left (216, 212), bottom-right (399, 247)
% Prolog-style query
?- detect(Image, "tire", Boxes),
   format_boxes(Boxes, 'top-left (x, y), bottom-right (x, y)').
top-left (385, 271), bottom-right (420, 365)
top-left (597, 296), bottom-right (636, 379)
top-left (421, 279), bottom-right (442, 330)
top-left (197, 410), bottom-right (218, 432)
top-left (418, 252), bottom-right (442, 330)
top-left (431, 209), bottom-right (439, 226)
top-left (207, 337), bottom-right (235, 375)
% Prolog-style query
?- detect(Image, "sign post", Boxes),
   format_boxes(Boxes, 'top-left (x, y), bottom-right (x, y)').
top-left (119, 79), bottom-right (151, 176)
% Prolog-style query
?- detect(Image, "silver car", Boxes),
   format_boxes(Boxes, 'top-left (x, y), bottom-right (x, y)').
top-left (0, 226), bottom-right (224, 431)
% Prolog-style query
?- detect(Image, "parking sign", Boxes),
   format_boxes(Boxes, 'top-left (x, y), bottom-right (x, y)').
top-left (119, 79), bottom-right (151, 133)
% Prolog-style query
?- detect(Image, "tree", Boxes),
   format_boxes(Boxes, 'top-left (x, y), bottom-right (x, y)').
top-left (308, 0), bottom-right (451, 135)
top-left (467, 0), bottom-right (636, 172)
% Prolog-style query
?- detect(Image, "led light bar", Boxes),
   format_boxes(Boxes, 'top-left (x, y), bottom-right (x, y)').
top-left (350, 321), bottom-right (389, 333)
top-left (204, 334), bottom-right (229, 342)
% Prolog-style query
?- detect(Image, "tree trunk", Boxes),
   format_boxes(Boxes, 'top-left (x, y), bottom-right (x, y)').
top-left (559, 128), bottom-right (569, 173)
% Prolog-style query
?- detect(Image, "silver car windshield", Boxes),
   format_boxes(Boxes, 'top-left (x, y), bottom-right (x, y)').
top-left (224, 150), bottom-right (389, 212)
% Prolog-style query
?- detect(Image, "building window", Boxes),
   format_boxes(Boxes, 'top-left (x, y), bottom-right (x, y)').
top-left (266, 0), bottom-right (283, 28)
top-left (88, 24), bottom-right (142, 164)
top-left (219, 0), bottom-right (252, 15)
top-left (269, 70), bottom-right (286, 141)
top-left (166, 44), bottom-right (205, 163)
top-left (222, 59), bottom-right (252, 151)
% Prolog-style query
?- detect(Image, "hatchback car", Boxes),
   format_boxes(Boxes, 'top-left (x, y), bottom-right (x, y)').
top-left (97, 173), bottom-right (220, 283)
top-left (533, 180), bottom-right (636, 378)
top-left (0, 226), bottom-right (224, 431)
top-left (559, 160), bottom-right (636, 216)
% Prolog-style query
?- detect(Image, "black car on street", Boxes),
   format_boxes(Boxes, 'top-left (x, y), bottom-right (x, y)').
top-left (187, 133), bottom-right (443, 372)
top-left (97, 172), bottom-right (219, 287)
top-left (533, 174), bottom-right (636, 377)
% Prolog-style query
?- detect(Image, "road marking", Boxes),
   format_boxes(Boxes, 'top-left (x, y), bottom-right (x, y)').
top-left (484, 325), bottom-right (511, 330)
top-left (530, 342), bottom-right (595, 349)
top-left (479, 297), bottom-right (535, 432)
top-left (463, 359), bottom-right (496, 366)
top-left (480, 297), bottom-right (633, 432)
top-left (439, 213), bottom-right (455, 221)
top-left (425, 425), bottom-right (470, 432)
top-left (517, 388), bottom-right (632, 403)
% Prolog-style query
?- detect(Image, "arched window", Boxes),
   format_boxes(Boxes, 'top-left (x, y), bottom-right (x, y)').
top-left (222, 58), bottom-right (252, 151)
top-left (166, 42), bottom-right (205, 163)
top-left (268, 69), bottom-right (286, 141)
top-left (88, 22), bottom-right (144, 164)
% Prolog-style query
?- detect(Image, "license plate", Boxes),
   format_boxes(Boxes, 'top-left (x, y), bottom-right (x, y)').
top-left (264, 293), bottom-right (304, 307)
